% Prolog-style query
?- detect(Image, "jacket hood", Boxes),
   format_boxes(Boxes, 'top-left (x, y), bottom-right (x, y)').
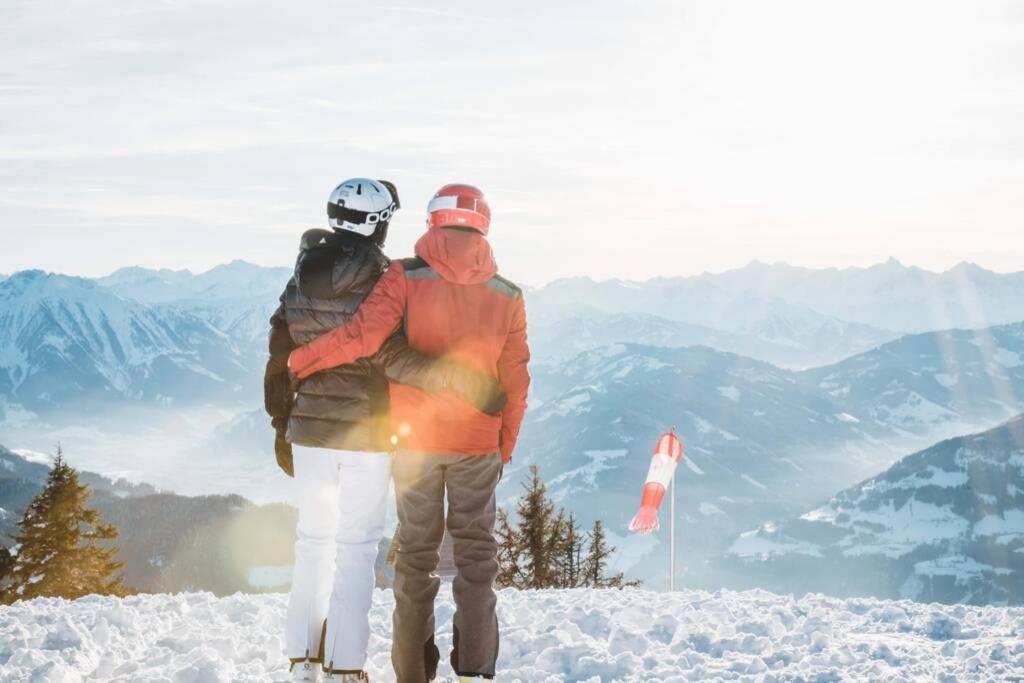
top-left (294, 229), bottom-right (389, 299)
top-left (414, 227), bottom-right (497, 285)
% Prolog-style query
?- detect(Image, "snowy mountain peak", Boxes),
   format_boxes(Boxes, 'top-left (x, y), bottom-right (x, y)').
top-left (802, 320), bottom-right (1024, 435)
top-left (948, 260), bottom-right (1001, 280)
top-left (728, 416), bottom-right (1024, 604)
top-left (103, 265), bottom-right (191, 279)
top-left (102, 260), bottom-right (274, 281)
top-left (882, 256), bottom-right (905, 268)
top-left (203, 259), bottom-right (279, 276)
top-left (0, 270), bottom-right (251, 412)
top-left (0, 269), bottom-right (103, 301)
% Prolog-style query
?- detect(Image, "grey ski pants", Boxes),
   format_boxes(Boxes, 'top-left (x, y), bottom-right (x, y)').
top-left (391, 451), bottom-right (503, 682)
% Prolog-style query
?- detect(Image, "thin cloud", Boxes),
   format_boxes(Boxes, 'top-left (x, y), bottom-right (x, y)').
top-left (378, 4), bottom-right (518, 26)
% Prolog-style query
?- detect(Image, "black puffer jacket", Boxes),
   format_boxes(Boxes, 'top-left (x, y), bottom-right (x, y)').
top-left (264, 229), bottom-right (445, 452)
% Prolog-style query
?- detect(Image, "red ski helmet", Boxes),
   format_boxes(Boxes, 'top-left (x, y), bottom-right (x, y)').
top-left (427, 183), bottom-right (491, 235)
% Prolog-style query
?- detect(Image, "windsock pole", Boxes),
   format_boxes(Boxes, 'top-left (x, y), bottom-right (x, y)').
top-left (670, 472), bottom-right (676, 591)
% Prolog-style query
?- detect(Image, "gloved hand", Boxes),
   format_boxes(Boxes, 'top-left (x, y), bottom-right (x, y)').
top-left (275, 429), bottom-right (294, 477)
top-left (442, 362), bottom-right (507, 416)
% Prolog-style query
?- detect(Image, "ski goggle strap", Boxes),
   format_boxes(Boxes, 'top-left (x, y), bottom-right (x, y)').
top-left (327, 201), bottom-right (397, 226)
top-left (427, 194), bottom-right (491, 221)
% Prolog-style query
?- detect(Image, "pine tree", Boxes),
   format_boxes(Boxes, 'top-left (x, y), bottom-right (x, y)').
top-left (582, 519), bottom-right (631, 588)
top-left (560, 513), bottom-right (585, 589)
top-left (546, 509), bottom-right (566, 587)
top-left (495, 465), bottom-right (639, 590)
top-left (518, 465), bottom-right (565, 589)
top-left (496, 465), bottom-right (566, 589)
top-left (495, 508), bottom-right (523, 588)
top-left (0, 446), bottom-right (125, 603)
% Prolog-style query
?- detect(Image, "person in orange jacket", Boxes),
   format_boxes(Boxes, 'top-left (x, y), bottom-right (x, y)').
top-left (289, 183), bottom-right (530, 682)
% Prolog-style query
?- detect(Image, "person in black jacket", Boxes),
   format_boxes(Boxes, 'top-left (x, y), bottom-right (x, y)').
top-left (264, 178), bottom-right (503, 683)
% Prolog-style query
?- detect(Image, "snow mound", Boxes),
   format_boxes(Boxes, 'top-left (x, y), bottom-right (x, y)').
top-left (0, 587), bottom-right (1022, 682)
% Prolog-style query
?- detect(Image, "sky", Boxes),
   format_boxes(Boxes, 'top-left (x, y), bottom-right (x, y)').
top-left (1, 0), bottom-right (1022, 285)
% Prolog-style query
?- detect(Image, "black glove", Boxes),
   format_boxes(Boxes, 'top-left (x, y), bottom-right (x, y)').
top-left (275, 428), bottom-right (294, 477)
top-left (443, 363), bottom-right (508, 416)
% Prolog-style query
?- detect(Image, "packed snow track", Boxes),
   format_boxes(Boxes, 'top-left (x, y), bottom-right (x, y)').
top-left (0, 587), bottom-right (1021, 681)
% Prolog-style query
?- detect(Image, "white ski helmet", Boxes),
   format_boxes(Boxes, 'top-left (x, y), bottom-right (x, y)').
top-left (326, 178), bottom-right (400, 237)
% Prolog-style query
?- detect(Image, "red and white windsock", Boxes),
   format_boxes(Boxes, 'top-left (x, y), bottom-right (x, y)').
top-left (629, 431), bottom-right (684, 534)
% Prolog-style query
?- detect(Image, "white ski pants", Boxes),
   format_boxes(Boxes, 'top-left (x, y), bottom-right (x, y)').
top-left (286, 446), bottom-right (391, 672)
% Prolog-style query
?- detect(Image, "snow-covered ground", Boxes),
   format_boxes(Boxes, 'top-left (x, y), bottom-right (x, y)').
top-left (1, 588), bottom-right (1022, 682)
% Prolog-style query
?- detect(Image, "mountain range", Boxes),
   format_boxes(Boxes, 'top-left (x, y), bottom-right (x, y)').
top-left (3, 258), bottom-right (1023, 425)
top-left (1, 258), bottom-right (1023, 601)
top-left (529, 310), bottom-right (898, 370)
top-left (699, 259), bottom-right (1024, 333)
top-left (529, 259), bottom-right (1024, 335)
top-left (803, 323), bottom-right (1024, 435)
top-left (724, 416), bottom-right (1024, 605)
top-left (0, 270), bottom-right (255, 417)
top-left (511, 321), bottom-right (1024, 589)
top-left (97, 261), bottom-right (292, 354)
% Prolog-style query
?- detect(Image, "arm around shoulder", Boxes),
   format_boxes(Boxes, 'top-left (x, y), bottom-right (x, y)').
top-left (288, 262), bottom-right (409, 379)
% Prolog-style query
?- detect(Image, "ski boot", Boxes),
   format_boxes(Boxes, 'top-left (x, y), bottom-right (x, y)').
top-left (290, 660), bottom-right (322, 682)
